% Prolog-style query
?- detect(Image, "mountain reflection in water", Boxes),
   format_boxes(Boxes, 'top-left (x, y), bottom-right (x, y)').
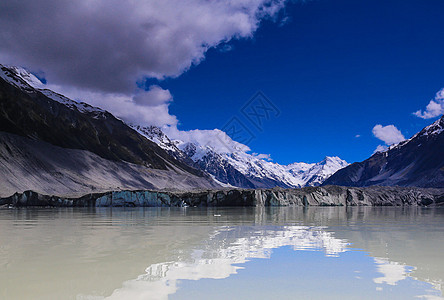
top-left (0, 207), bottom-right (442, 300)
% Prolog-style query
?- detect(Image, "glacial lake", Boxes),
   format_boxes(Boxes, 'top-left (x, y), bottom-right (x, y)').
top-left (0, 207), bottom-right (443, 300)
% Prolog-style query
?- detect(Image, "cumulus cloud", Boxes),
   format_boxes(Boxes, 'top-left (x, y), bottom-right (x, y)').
top-left (164, 127), bottom-right (250, 154)
top-left (0, 0), bottom-right (287, 94)
top-left (252, 153), bottom-right (273, 161)
top-left (163, 128), bottom-right (275, 161)
top-left (414, 88), bottom-right (444, 119)
top-left (15, 67), bottom-right (258, 154)
top-left (0, 0), bottom-right (289, 128)
top-left (373, 145), bottom-right (388, 154)
top-left (0, 1), bottom-right (291, 158)
top-left (372, 124), bottom-right (405, 145)
top-left (133, 85), bottom-right (173, 107)
top-left (44, 83), bottom-right (178, 127)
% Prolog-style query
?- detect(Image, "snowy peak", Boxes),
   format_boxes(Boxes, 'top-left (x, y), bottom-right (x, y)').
top-left (316, 156), bottom-right (349, 171)
top-left (380, 115), bottom-right (444, 155)
top-left (418, 114), bottom-right (444, 137)
top-left (301, 156), bottom-right (349, 186)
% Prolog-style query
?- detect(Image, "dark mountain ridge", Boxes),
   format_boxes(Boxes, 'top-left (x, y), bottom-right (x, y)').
top-left (0, 65), bottom-right (219, 196)
top-left (0, 65), bottom-right (203, 176)
top-left (324, 115), bottom-right (444, 188)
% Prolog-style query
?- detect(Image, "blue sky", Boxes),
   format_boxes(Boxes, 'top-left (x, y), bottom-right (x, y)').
top-left (151, 0), bottom-right (444, 164)
top-left (1, 0), bottom-right (443, 165)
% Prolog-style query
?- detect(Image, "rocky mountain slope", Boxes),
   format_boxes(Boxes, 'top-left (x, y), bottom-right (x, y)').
top-left (324, 115), bottom-right (444, 188)
top-left (135, 125), bottom-right (349, 188)
top-left (0, 65), bottom-right (219, 196)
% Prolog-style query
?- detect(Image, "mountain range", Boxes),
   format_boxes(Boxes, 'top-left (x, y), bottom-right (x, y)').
top-left (0, 64), bottom-right (442, 197)
top-left (132, 125), bottom-right (349, 188)
top-left (0, 65), bottom-right (349, 192)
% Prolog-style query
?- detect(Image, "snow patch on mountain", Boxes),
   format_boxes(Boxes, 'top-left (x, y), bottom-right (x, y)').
top-left (39, 89), bottom-right (106, 115)
top-left (2, 66), bottom-right (46, 89)
top-left (0, 65), bottom-right (38, 92)
top-left (419, 115), bottom-right (444, 137)
top-left (0, 65), bottom-right (105, 115)
top-left (132, 125), bottom-right (179, 153)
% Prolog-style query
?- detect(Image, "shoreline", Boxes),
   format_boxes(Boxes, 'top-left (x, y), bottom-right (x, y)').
top-left (1, 186), bottom-right (443, 207)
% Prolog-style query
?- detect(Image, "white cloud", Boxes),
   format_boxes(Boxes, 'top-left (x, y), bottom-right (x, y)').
top-left (133, 85), bottom-right (173, 107)
top-left (0, 0), bottom-right (288, 94)
top-left (252, 153), bottom-right (273, 161)
top-left (45, 83), bottom-right (178, 127)
top-left (22, 73), bottom-right (259, 154)
top-left (373, 145), bottom-right (388, 154)
top-left (372, 124), bottom-right (405, 145)
top-left (164, 126), bottom-right (250, 154)
top-left (38, 78), bottom-right (259, 152)
top-left (0, 0), bottom-right (289, 129)
top-left (0, 0), bottom-right (294, 160)
top-left (414, 88), bottom-right (444, 119)
top-left (19, 68), bottom-right (266, 158)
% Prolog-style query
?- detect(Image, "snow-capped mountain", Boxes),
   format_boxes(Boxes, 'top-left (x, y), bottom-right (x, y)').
top-left (136, 126), bottom-right (349, 188)
top-left (324, 115), bottom-right (444, 188)
top-left (2, 64), bottom-right (349, 189)
top-left (298, 156), bottom-right (351, 186)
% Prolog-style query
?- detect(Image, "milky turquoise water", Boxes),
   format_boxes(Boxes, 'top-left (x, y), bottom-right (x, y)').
top-left (0, 207), bottom-right (443, 299)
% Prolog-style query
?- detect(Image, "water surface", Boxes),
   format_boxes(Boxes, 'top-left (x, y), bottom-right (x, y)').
top-left (0, 207), bottom-right (443, 299)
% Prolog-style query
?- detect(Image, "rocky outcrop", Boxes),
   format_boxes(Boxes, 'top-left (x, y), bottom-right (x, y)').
top-left (2, 186), bottom-right (443, 207)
